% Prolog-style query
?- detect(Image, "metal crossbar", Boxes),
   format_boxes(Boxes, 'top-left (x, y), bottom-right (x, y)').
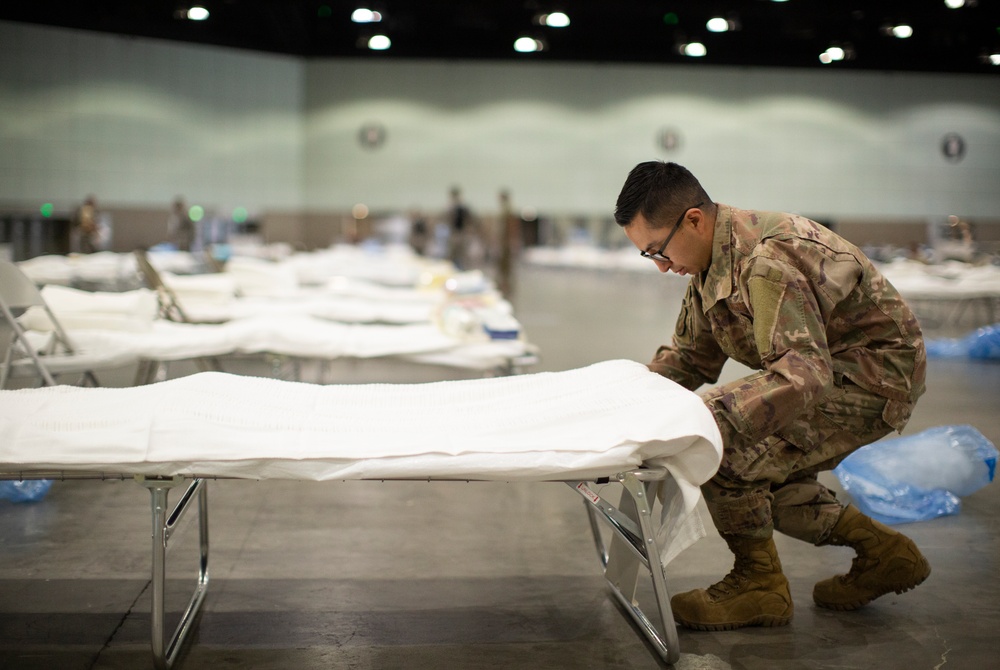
top-left (570, 469), bottom-right (680, 665)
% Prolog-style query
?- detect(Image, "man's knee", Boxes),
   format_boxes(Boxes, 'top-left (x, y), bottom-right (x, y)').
top-left (702, 476), bottom-right (774, 537)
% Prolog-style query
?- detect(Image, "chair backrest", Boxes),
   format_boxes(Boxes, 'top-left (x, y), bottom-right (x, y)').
top-left (0, 260), bottom-right (47, 315)
top-left (0, 261), bottom-right (64, 386)
top-left (133, 249), bottom-right (191, 322)
top-left (0, 317), bottom-right (16, 388)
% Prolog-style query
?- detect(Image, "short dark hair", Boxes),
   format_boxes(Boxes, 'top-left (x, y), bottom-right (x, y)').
top-left (614, 161), bottom-right (710, 228)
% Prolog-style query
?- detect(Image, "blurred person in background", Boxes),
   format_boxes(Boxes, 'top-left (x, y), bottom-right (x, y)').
top-left (71, 195), bottom-right (101, 254)
top-left (496, 189), bottom-right (522, 298)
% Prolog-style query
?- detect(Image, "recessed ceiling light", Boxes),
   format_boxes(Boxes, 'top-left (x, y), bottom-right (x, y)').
top-left (681, 42), bottom-right (707, 57)
top-left (820, 46), bottom-right (846, 63)
top-left (368, 35), bottom-right (390, 50)
top-left (706, 17), bottom-right (729, 33)
top-left (187, 6), bottom-right (209, 21)
top-left (352, 8), bottom-right (382, 23)
top-left (542, 12), bottom-right (570, 28)
top-left (514, 37), bottom-right (545, 53)
top-left (891, 24), bottom-right (913, 38)
top-left (944, 0), bottom-right (965, 8)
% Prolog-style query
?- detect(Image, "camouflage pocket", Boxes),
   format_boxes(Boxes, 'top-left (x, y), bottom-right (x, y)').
top-left (881, 397), bottom-right (914, 432)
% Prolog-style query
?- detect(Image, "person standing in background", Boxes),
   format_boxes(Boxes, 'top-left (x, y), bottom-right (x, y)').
top-left (408, 208), bottom-right (430, 256)
top-left (71, 195), bottom-right (101, 254)
top-left (446, 186), bottom-right (476, 270)
top-left (168, 197), bottom-right (196, 252)
top-left (496, 189), bottom-right (522, 298)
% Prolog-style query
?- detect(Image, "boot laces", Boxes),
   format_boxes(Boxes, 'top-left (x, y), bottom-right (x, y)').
top-left (706, 556), bottom-right (752, 598)
top-left (843, 553), bottom-right (877, 583)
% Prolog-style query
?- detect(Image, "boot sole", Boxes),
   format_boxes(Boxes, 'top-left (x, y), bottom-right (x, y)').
top-left (674, 613), bottom-right (793, 631)
top-left (814, 562), bottom-right (931, 611)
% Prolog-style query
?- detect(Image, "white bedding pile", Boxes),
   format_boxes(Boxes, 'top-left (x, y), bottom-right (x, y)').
top-left (0, 360), bottom-right (722, 563)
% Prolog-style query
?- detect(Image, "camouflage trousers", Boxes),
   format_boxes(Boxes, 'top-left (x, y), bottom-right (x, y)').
top-left (700, 375), bottom-right (915, 544)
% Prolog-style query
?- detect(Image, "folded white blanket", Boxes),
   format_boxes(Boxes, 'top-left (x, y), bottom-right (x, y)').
top-left (20, 285), bottom-right (159, 333)
top-left (0, 360), bottom-right (722, 564)
top-left (58, 316), bottom-right (525, 369)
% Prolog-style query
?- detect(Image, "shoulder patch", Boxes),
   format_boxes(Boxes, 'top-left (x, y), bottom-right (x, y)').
top-left (747, 274), bottom-right (785, 355)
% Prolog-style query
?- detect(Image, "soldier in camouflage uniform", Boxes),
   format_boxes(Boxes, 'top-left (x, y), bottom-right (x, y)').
top-left (614, 161), bottom-right (930, 631)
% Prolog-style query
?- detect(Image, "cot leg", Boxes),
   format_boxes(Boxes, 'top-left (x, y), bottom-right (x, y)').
top-left (572, 473), bottom-right (680, 665)
top-left (139, 477), bottom-right (210, 670)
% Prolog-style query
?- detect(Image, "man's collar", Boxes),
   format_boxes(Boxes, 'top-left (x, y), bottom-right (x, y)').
top-left (697, 203), bottom-right (735, 310)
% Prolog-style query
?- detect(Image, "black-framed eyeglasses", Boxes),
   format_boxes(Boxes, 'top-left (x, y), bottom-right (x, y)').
top-left (639, 201), bottom-right (704, 262)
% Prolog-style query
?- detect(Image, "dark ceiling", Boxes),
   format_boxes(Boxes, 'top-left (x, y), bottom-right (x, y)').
top-left (3, 0), bottom-right (999, 75)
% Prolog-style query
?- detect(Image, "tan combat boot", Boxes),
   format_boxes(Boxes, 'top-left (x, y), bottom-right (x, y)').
top-left (813, 504), bottom-right (931, 610)
top-left (671, 535), bottom-right (793, 631)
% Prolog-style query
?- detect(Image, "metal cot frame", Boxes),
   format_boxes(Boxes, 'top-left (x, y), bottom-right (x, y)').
top-left (1, 467), bottom-right (681, 668)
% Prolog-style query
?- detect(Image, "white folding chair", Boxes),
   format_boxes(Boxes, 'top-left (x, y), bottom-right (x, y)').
top-left (0, 260), bottom-right (134, 387)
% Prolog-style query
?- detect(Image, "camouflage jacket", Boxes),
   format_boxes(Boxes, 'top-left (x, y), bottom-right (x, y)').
top-left (649, 204), bottom-right (926, 446)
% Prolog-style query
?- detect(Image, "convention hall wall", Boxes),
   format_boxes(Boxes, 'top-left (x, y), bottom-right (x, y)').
top-left (1, 20), bottom-right (998, 251)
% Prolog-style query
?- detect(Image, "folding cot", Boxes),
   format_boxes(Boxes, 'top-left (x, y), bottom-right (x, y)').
top-left (5, 257), bottom-right (538, 387)
top-left (0, 360), bottom-right (723, 668)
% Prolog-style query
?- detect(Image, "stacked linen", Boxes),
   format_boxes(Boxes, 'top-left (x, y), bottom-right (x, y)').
top-left (22, 301), bottom-right (528, 370)
top-left (156, 271), bottom-right (239, 319)
top-left (220, 256), bottom-right (300, 298)
top-left (21, 285), bottom-right (159, 333)
top-left (17, 252), bottom-right (138, 288)
top-left (285, 244), bottom-right (427, 288)
top-left (182, 293), bottom-right (436, 325)
top-left (879, 258), bottom-right (1000, 301)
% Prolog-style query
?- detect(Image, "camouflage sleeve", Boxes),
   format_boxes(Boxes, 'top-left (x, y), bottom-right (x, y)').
top-left (648, 281), bottom-right (727, 391)
top-left (703, 252), bottom-right (837, 448)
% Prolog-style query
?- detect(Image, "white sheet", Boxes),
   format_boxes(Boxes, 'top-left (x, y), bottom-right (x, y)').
top-left (879, 258), bottom-right (1000, 300)
top-left (44, 317), bottom-right (528, 370)
top-left (0, 360), bottom-right (722, 564)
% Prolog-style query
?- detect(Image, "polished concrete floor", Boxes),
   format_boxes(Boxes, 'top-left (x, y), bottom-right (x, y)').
top-left (2, 264), bottom-right (999, 669)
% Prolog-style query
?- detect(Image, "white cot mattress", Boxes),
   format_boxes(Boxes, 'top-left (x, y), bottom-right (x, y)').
top-left (0, 359), bottom-right (720, 483)
top-left (0, 360), bottom-right (722, 564)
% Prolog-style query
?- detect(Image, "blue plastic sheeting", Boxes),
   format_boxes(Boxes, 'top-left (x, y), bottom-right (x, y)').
top-left (925, 323), bottom-right (1000, 360)
top-left (0, 479), bottom-right (53, 503)
top-left (834, 424), bottom-right (998, 525)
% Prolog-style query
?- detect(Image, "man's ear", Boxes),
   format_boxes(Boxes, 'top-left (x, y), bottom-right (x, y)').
top-left (688, 206), bottom-right (706, 230)
top-left (690, 206), bottom-right (714, 240)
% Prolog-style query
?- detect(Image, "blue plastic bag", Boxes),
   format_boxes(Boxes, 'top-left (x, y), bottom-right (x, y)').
top-left (0, 479), bottom-right (53, 503)
top-left (834, 425), bottom-right (998, 525)
top-left (926, 323), bottom-right (1000, 360)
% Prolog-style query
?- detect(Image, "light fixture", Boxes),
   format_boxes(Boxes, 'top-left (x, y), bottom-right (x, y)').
top-left (706, 14), bottom-right (740, 34)
top-left (984, 52), bottom-right (1000, 65)
top-left (679, 42), bottom-right (707, 57)
top-left (352, 8), bottom-right (382, 23)
top-left (187, 6), bottom-right (209, 21)
top-left (367, 34), bottom-right (391, 50)
top-left (882, 23), bottom-right (913, 39)
top-left (819, 44), bottom-right (854, 64)
top-left (819, 47), bottom-right (844, 63)
top-left (944, 0), bottom-right (965, 8)
top-left (706, 17), bottom-right (729, 33)
top-left (514, 37), bottom-right (546, 53)
top-left (539, 12), bottom-right (570, 28)
top-left (891, 24), bottom-right (913, 38)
